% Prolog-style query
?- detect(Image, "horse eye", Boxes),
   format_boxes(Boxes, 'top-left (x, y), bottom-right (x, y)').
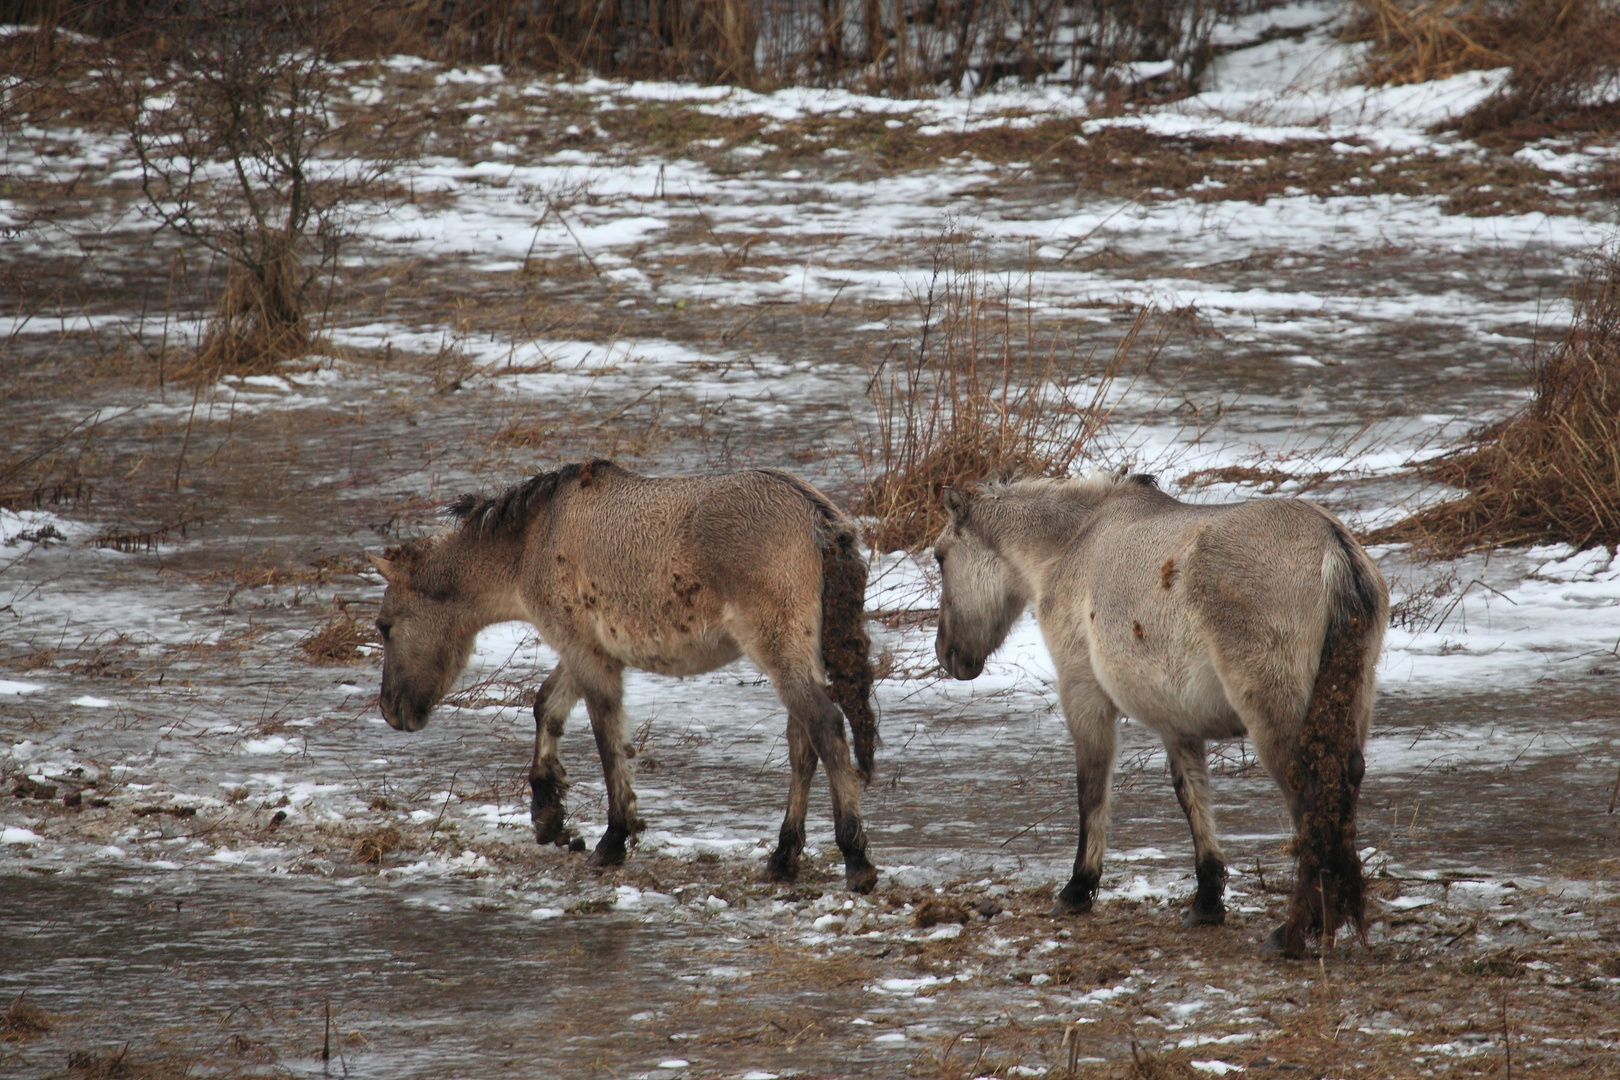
top-left (376, 620), bottom-right (392, 640)
top-left (934, 551), bottom-right (945, 568)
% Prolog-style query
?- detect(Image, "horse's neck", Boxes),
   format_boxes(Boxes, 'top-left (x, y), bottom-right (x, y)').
top-left (987, 496), bottom-right (1091, 595)
top-left (440, 536), bottom-right (529, 626)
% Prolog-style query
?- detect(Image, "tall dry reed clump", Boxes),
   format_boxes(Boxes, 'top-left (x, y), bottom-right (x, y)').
top-left (1347, 0), bottom-right (1620, 133)
top-left (1371, 248), bottom-right (1620, 556)
top-left (857, 235), bottom-right (1141, 551)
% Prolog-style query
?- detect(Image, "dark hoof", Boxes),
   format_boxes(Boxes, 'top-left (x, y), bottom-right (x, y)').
top-left (765, 851), bottom-right (800, 883)
top-left (586, 840), bottom-right (627, 868)
top-left (845, 861), bottom-right (879, 894)
top-left (567, 836), bottom-right (586, 853)
top-left (532, 809), bottom-right (567, 847)
top-left (1261, 925), bottom-right (1305, 958)
top-left (1184, 905), bottom-right (1226, 927)
top-left (1048, 894), bottom-right (1094, 917)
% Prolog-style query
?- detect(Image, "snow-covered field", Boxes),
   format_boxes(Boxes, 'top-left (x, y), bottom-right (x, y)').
top-left (4, 5), bottom-right (1619, 1077)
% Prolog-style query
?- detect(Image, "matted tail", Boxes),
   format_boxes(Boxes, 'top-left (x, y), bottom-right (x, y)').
top-left (820, 521), bottom-right (878, 782)
top-left (1283, 524), bottom-right (1386, 957)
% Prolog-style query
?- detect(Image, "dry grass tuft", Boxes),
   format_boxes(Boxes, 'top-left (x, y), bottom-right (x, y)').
top-left (350, 825), bottom-right (403, 864)
top-left (190, 243), bottom-right (312, 376)
top-left (1370, 248), bottom-right (1620, 556)
top-left (858, 233), bottom-right (1143, 552)
top-left (1, 993), bottom-right (51, 1042)
top-left (299, 606), bottom-right (379, 665)
top-left (1348, 0), bottom-right (1620, 133)
top-left (913, 897), bottom-right (971, 928)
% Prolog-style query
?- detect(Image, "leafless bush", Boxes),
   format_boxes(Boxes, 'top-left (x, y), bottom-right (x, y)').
top-left (857, 232), bottom-right (1143, 552)
top-left (1370, 247), bottom-right (1620, 556)
top-left (1347, 0), bottom-right (1620, 133)
top-left (94, 0), bottom-right (406, 375)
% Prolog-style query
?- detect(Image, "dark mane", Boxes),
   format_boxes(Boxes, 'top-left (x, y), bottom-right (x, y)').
top-left (1125, 473), bottom-right (1158, 489)
top-left (446, 460), bottom-right (620, 537)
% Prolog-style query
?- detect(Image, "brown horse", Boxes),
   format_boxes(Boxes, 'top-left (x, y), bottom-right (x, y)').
top-left (932, 472), bottom-right (1387, 956)
top-left (370, 460), bottom-right (880, 892)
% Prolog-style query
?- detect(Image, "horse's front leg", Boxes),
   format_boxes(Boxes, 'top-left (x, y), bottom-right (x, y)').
top-left (1165, 735), bottom-right (1227, 926)
top-left (582, 670), bottom-right (642, 867)
top-left (530, 667), bottom-right (581, 847)
top-left (1052, 671), bottom-right (1119, 916)
top-left (766, 715), bottom-right (817, 883)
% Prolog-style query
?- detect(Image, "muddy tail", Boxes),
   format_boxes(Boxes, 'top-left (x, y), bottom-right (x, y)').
top-left (758, 469), bottom-right (879, 782)
top-left (818, 518), bottom-right (877, 781)
top-left (1283, 520), bottom-right (1387, 957)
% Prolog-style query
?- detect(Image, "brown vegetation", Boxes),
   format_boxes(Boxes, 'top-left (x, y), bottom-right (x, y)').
top-left (299, 606), bottom-right (379, 664)
top-left (857, 234), bottom-right (1144, 552)
top-left (1348, 0), bottom-right (1620, 135)
top-left (8, 0), bottom-right (1220, 95)
top-left (1, 992), bottom-right (51, 1042)
top-left (1371, 248), bottom-right (1620, 556)
top-left (350, 825), bottom-right (403, 864)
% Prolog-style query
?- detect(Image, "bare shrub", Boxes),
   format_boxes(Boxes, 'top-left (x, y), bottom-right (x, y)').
top-left (97, 0), bottom-right (406, 375)
top-left (1347, 0), bottom-right (1620, 133)
top-left (1370, 248), bottom-right (1620, 556)
top-left (857, 232), bottom-right (1141, 552)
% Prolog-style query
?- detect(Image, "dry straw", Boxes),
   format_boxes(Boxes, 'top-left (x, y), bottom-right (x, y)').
top-left (1347, 0), bottom-right (1620, 132)
top-left (1372, 247), bottom-right (1620, 556)
top-left (857, 233), bottom-right (1147, 551)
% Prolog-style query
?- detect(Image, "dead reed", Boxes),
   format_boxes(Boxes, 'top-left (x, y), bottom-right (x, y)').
top-left (1348, 0), bottom-right (1620, 133)
top-left (16, 0), bottom-right (1219, 95)
top-left (857, 235), bottom-right (1140, 552)
top-left (1, 992), bottom-right (50, 1042)
top-left (1370, 247), bottom-right (1620, 556)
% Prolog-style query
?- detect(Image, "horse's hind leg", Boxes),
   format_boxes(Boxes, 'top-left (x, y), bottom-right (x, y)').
top-left (766, 717), bottom-right (816, 883)
top-left (1165, 736), bottom-right (1227, 926)
top-left (530, 667), bottom-right (581, 847)
top-left (1052, 669), bottom-right (1119, 916)
top-left (777, 675), bottom-right (877, 893)
top-left (581, 668), bottom-right (643, 868)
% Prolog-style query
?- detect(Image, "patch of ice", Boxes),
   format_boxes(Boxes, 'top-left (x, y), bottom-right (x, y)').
top-left (1386, 895), bottom-right (1436, 910)
top-left (1190, 1063), bottom-right (1245, 1076)
top-left (0, 680), bottom-right (43, 696)
top-left (531, 907), bottom-right (564, 920)
top-left (70, 696), bottom-right (113, 708)
top-left (242, 736), bottom-right (298, 755)
top-left (2, 827), bottom-right (44, 845)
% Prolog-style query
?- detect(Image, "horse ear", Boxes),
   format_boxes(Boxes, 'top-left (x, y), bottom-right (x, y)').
top-left (368, 553), bottom-right (403, 584)
top-left (942, 487), bottom-right (970, 523)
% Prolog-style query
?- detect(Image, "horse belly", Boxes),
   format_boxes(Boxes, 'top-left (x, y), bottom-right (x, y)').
top-left (1092, 643), bottom-right (1244, 740)
top-left (599, 618), bottom-right (741, 677)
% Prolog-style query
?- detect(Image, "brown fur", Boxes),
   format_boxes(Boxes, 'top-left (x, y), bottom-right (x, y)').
top-left (370, 461), bottom-right (881, 892)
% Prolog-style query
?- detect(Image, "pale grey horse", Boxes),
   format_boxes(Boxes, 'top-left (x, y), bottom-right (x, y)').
top-left (370, 461), bottom-right (880, 892)
top-left (933, 472), bottom-right (1387, 956)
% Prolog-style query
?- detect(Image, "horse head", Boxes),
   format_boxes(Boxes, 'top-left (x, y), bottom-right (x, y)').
top-left (369, 542), bottom-right (479, 732)
top-left (932, 487), bottom-right (1027, 681)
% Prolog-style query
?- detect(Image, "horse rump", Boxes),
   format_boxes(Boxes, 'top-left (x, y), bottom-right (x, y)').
top-left (1280, 525), bottom-right (1384, 957)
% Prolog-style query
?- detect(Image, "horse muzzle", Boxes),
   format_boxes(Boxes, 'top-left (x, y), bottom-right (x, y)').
top-left (379, 691), bottom-right (433, 732)
top-left (936, 640), bottom-right (985, 681)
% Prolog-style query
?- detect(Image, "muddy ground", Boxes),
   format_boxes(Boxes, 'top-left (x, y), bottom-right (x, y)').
top-left (5, 25), bottom-right (1620, 1080)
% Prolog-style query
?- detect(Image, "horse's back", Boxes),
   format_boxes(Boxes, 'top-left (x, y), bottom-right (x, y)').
top-left (525, 467), bottom-right (830, 673)
top-left (1067, 492), bottom-right (1360, 733)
